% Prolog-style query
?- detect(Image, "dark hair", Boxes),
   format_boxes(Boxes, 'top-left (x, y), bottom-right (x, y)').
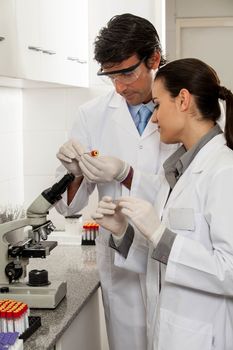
top-left (94, 13), bottom-right (165, 67)
top-left (155, 58), bottom-right (233, 149)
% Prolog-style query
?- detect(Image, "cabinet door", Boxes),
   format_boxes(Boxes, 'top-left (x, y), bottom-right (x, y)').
top-left (61, 0), bottom-right (89, 86)
top-left (0, 0), bottom-right (19, 77)
top-left (55, 290), bottom-right (102, 350)
top-left (16, 0), bottom-right (42, 80)
top-left (39, 0), bottom-right (63, 83)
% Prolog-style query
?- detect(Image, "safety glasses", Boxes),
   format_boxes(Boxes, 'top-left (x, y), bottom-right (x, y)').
top-left (97, 57), bottom-right (147, 85)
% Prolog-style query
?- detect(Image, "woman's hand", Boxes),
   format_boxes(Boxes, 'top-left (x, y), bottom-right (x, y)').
top-left (118, 197), bottom-right (161, 240)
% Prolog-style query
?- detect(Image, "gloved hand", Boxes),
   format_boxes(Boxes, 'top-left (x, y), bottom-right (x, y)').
top-left (56, 139), bottom-right (85, 176)
top-left (79, 154), bottom-right (130, 183)
top-left (118, 197), bottom-right (162, 240)
top-left (92, 196), bottom-right (128, 236)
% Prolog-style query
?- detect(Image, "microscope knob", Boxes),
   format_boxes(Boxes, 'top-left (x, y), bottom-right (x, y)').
top-left (28, 269), bottom-right (51, 286)
top-left (5, 262), bottom-right (23, 283)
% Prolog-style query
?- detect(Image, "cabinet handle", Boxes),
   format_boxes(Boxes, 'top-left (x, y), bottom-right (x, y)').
top-left (67, 56), bottom-right (87, 64)
top-left (28, 46), bottom-right (42, 52)
top-left (0, 36), bottom-right (5, 42)
top-left (42, 50), bottom-right (56, 55)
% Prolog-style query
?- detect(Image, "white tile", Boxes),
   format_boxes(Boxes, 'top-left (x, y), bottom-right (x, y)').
top-left (7, 177), bottom-right (24, 205)
top-left (0, 177), bottom-right (23, 207)
top-left (0, 132), bottom-right (23, 181)
top-left (7, 132), bottom-right (23, 178)
top-left (0, 87), bottom-right (22, 133)
top-left (23, 88), bottom-right (67, 131)
top-left (23, 130), bottom-right (66, 175)
top-left (0, 134), bottom-right (10, 181)
top-left (23, 175), bottom-right (58, 207)
top-left (65, 86), bottom-right (110, 129)
top-left (0, 181), bottom-right (11, 207)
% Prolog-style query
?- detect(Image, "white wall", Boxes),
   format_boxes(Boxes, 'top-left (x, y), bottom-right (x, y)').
top-left (0, 87), bottom-right (23, 212)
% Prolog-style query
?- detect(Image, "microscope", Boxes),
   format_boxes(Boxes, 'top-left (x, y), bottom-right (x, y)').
top-left (0, 173), bottom-right (74, 309)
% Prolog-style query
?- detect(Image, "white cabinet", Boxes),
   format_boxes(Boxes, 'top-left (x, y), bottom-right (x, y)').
top-left (0, 0), bottom-right (88, 86)
top-left (0, 0), bottom-right (19, 78)
top-left (60, 0), bottom-right (88, 86)
top-left (55, 289), bottom-right (109, 350)
top-left (15, 0), bottom-right (42, 81)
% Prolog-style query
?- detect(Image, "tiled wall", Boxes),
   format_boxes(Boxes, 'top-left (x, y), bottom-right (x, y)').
top-left (0, 85), bottom-right (109, 228)
top-left (0, 87), bottom-right (24, 212)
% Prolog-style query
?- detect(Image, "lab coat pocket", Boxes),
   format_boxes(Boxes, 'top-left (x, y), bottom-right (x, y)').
top-left (168, 208), bottom-right (195, 231)
top-left (158, 308), bottom-right (213, 350)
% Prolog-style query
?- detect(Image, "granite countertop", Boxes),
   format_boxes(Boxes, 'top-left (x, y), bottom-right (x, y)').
top-left (24, 245), bottom-right (100, 350)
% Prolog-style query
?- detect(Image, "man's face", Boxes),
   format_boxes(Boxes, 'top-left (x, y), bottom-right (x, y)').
top-left (100, 54), bottom-right (160, 105)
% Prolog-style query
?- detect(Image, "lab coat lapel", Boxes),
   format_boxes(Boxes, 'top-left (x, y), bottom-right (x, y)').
top-left (108, 93), bottom-right (157, 138)
top-left (109, 93), bottom-right (139, 137)
top-left (141, 118), bottom-right (158, 139)
top-left (165, 134), bottom-right (226, 207)
top-left (154, 176), bottom-right (170, 219)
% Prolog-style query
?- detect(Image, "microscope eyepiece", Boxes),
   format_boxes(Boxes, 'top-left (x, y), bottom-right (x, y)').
top-left (42, 173), bottom-right (75, 204)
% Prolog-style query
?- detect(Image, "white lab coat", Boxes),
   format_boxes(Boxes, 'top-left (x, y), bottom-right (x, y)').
top-left (114, 134), bottom-right (233, 350)
top-left (56, 90), bottom-right (176, 350)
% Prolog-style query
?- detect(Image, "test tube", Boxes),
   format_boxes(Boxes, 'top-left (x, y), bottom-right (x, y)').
top-left (90, 150), bottom-right (99, 157)
top-left (6, 311), bottom-right (14, 332)
top-left (86, 223), bottom-right (91, 240)
top-left (84, 149), bottom-right (99, 157)
top-left (0, 310), bottom-right (7, 333)
top-left (90, 223), bottom-right (94, 241)
top-left (94, 223), bottom-right (99, 238)
top-left (82, 224), bottom-right (87, 241)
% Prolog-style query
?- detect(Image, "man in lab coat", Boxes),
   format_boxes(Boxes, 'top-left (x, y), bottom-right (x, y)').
top-left (56, 13), bottom-right (176, 350)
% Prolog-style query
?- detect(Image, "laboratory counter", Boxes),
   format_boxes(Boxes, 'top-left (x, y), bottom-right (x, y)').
top-left (23, 244), bottom-right (100, 350)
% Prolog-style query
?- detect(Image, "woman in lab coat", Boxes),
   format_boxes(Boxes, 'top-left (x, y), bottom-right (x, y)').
top-left (92, 58), bottom-right (233, 350)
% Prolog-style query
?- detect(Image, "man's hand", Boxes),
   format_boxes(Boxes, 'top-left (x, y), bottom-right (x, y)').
top-left (57, 139), bottom-right (85, 176)
top-left (79, 154), bottom-right (130, 183)
top-left (92, 196), bottom-right (128, 236)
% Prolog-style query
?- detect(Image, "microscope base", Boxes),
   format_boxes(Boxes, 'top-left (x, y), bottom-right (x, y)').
top-left (0, 280), bottom-right (67, 308)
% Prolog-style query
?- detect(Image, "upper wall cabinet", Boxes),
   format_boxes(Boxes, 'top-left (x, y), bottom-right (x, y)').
top-left (60, 0), bottom-right (88, 86)
top-left (0, 0), bottom-right (88, 87)
top-left (0, 0), bottom-right (19, 78)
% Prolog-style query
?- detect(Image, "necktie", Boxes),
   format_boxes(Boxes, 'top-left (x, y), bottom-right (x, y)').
top-left (137, 105), bottom-right (152, 135)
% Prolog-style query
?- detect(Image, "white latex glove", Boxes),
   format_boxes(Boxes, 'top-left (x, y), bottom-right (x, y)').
top-left (118, 197), bottom-right (162, 241)
top-left (92, 196), bottom-right (128, 236)
top-left (79, 154), bottom-right (130, 183)
top-left (56, 139), bottom-right (85, 176)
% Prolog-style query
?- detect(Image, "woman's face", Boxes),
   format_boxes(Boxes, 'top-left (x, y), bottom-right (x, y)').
top-left (151, 79), bottom-right (185, 144)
